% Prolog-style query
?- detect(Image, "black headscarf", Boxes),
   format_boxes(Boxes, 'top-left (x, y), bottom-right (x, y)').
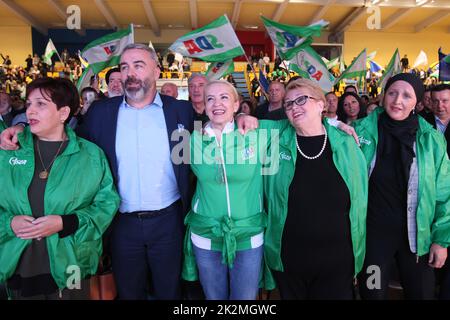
top-left (378, 73), bottom-right (422, 183)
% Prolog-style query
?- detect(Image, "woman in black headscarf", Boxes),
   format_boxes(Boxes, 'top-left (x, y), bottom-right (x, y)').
top-left (355, 73), bottom-right (450, 300)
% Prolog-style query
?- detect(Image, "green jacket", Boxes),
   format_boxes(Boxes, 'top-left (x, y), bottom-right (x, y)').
top-left (183, 120), bottom-right (287, 287)
top-left (263, 120), bottom-right (368, 277)
top-left (354, 108), bottom-right (450, 255)
top-left (0, 120), bottom-right (6, 132)
top-left (0, 126), bottom-right (120, 289)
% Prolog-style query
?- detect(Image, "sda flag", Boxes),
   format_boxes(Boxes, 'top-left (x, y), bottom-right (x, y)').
top-left (81, 25), bottom-right (134, 74)
top-left (205, 60), bottom-right (235, 80)
top-left (289, 46), bottom-right (335, 92)
top-left (261, 16), bottom-right (328, 60)
top-left (168, 15), bottom-right (244, 62)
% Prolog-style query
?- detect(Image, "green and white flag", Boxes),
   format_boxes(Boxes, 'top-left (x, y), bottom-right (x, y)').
top-left (335, 49), bottom-right (367, 83)
top-left (379, 49), bottom-right (401, 90)
top-left (205, 60), bottom-right (235, 80)
top-left (43, 39), bottom-right (58, 65)
top-left (325, 56), bottom-right (339, 70)
top-left (261, 16), bottom-right (328, 60)
top-left (168, 15), bottom-right (244, 62)
top-left (76, 66), bottom-right (94, 92)
top-left (289, 46), bottom-right (335, 92)
top-left (367, 50), bottom-right (377, 61)
top-left (81, 24), bottom-right (134, 74)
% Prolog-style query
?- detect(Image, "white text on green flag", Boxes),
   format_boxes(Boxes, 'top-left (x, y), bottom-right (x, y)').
top-left (289, 46), bottom-right (335, 93)
top-left (81, 25), bottom-right (134, 74)
top-left (261, 16), bottom-right (328, 60)
top-left (336, 49), bottom-right (367, 83)
top-left (205, 60), bottom-right (235, 80)
top-left (44, 39), bottom-right (58, 65)
top-left (168, 15), bottom-right (244, 62)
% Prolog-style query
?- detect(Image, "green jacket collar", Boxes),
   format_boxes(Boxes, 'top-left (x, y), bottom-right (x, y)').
top-left (357, 107), bottom-right (435, 142)
top-left (18, 126), bottom-right (81, 156)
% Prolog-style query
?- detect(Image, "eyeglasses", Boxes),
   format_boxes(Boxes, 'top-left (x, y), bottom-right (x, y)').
top-left (283, 95), bottom-right (316, 111)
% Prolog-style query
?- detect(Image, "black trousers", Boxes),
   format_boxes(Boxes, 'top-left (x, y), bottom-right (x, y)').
top-left (273, 265), bottom-right (354, 300)
top-left (359, 228), bottom-right (435, 300)
top-left (438, 248), bottom-right (450, 300)
top-left (111, 200), bottom-right (183, 300)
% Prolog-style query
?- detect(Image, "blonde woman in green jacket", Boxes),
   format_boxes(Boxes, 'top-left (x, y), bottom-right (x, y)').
top-left (0, 78), bottom-right (119, 299)
top-left (183, 80), bottom-right (288, 300)
top-left (355, 73), bottom-right (450, 300)
top-left (264, 78), bottom-right (368, 300)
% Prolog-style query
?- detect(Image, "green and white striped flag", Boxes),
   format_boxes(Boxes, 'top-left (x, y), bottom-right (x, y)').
top-left (81, 25), bottom-right (134, 74)
top-left (76, 66), bottom-right (94, 92)
top-left (335, 49), bottom-right (367, 83)
top-left (168, 15), bottom-right (244, 62)
top-left (261, 16), bottom-right (328, 60)
top-left (43, 39), bottom-right (58, 65)
top-left (379, 49), bottom-right (401, 90)
top-left (205, 60), bottom-right (235, 80)
top-left (289, 46), bottom-right (335, 93)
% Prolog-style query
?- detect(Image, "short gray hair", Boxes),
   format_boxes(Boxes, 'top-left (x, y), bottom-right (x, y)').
top-left (121, 43), bottom-right (158, 62)
top-left (188, 73), bottom-right (208, 85)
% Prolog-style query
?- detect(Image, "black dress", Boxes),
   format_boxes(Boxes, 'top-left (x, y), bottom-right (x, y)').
top-left (274, 134), bottom-right (353, 300)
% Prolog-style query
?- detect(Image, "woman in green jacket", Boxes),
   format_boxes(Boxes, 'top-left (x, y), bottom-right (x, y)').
top-left (356, 73), bottom-right (450, 300)
top-left (0, 77), bottom-right (119, 300)
top-left (264, 78), bottom-right (368, 300)
top-left (183, 80), bottom-right (286, 300)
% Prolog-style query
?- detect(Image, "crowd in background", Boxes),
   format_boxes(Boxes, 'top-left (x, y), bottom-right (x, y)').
top-left (0, 45), bottom-right (449, 301)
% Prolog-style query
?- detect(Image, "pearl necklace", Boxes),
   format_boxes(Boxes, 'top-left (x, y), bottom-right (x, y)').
top-left (296, 125), bottom-right (328, 160)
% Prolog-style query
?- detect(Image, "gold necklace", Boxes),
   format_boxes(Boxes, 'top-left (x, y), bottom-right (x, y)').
top-left (36, 139), bottom-right (65, 179)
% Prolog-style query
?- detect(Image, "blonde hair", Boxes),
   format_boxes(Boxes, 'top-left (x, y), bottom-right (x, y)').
top-left (285, 78), bottom-right (326, 106)
top-left (204, 80), bottom-right (239, 103)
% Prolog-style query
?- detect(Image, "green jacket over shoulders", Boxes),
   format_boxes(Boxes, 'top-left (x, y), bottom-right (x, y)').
top-left (353, 108), bottom-right (450, 255)
top-left (263, 120), bottom-right (368, 278)
top-left (0, 126), bottom-right (120, 288)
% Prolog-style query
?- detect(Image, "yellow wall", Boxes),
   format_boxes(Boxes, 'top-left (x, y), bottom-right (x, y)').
top-left (344, 31), bottom-right (450, 69)
top-left (0, 26), bottom-right (33, 68)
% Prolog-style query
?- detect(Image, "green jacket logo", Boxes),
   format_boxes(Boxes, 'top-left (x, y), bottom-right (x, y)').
top-left (9, 157), bottom-right (27, 165)
top-left (279, 152), bottom-right (291, 161)
top-left (359, 136), bottom-right (372, 146)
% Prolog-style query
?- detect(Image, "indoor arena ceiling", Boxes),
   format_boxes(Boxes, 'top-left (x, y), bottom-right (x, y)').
top-left (0, 0), bottom-right (449, 36)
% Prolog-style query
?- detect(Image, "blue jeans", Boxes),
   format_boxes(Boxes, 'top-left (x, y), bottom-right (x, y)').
top-left (192, 244), bottom-right (263, 300)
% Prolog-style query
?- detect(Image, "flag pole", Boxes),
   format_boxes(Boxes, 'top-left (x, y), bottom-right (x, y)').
top-left (244, 53), bottom-right (269, 100)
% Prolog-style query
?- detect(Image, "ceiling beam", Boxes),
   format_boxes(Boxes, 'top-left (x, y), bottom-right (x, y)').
top-left (94, 0), bottom-right (119, 29)
top-left (142, 0), bottom-right (161, 37)
top-left (381, 8), bottom-right (414, 30)
top-left (47, 0), bottom-right (85, 36)
top-left (272, 0), bottom-right (289, 22)
top-left (310, 0), bottom-right (336, 24)
top-left (0, 0), bottom-right (47, 35)
top-left (414, 10), bottom-right (450, 32)
top-left (231, 0), bottom-right (242, 29)
top-left (333, 6), bottom-right (366, 35)
top-left (189, 0), bottom-right (198, 29)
